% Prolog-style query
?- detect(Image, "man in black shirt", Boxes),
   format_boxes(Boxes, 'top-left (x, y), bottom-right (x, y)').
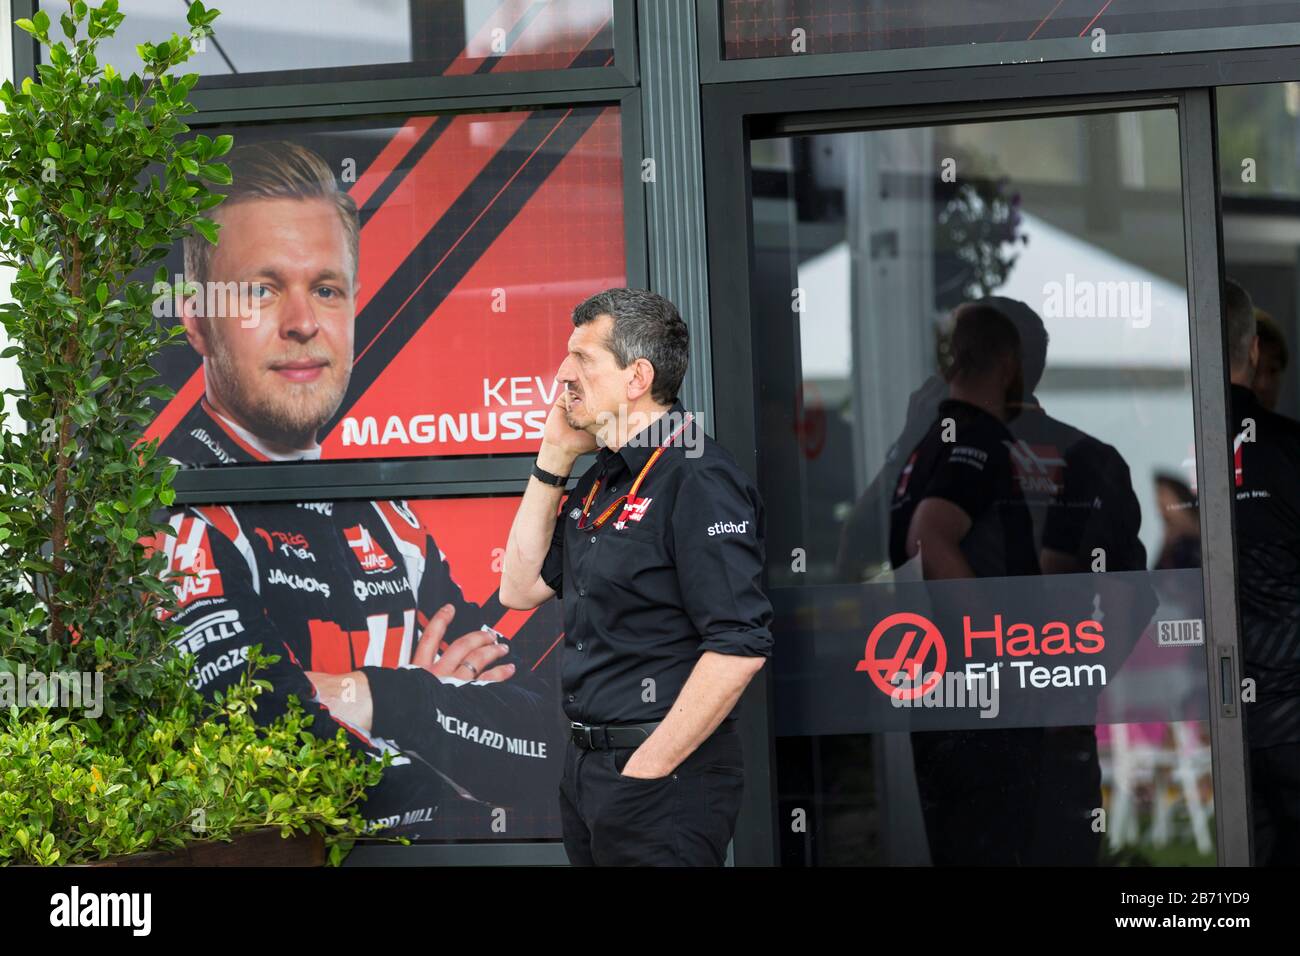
top-left (889, 304), bottom-right (1044, 865)
top-left (889, 305), bottom-right (1038, 581)
top-left (851, 298), bottom-right (1154, 863)
top-left (987, 298), bottom-right (1153, 866)
top-left (1253, 309), bottom-right (1289, 412)
top-left (500, 288), bottom-right (774, 866)
top-left (1225, 280), bottom-right (1300, 865)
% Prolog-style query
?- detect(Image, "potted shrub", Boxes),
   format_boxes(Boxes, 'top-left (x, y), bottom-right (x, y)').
top-left (0, 0), bottom-right (388, 866)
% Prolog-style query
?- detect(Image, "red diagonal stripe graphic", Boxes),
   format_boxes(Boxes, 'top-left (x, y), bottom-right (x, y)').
top-left (443, 0), bottom-right (534, 76)
top-left (490, 2), bottom-right (612, 74)
top-left (354, 108), bottom-right (574, 365)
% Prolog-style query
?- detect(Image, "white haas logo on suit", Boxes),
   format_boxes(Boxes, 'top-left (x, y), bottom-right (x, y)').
top-left (346, 524), bottom-right (395, 572)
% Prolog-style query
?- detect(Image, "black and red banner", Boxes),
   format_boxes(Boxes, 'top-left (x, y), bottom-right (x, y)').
top-left (157, 494), bottom-right (569, 842)
top-left (145, 104), bottom-right (625, 461)
top-left (772, 568), bottom-right (1209, 735)
top-left (143, 95), bottom-right (626, 841)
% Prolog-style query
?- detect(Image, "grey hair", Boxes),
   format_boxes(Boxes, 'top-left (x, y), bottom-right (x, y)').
top-left (1223, 278), bottom-right (1256, 370)
top-left (571, 288), bottom-right (689, 405)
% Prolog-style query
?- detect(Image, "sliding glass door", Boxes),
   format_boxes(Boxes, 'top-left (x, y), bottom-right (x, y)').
top-left (706, 89), bottom-right (1250, 866)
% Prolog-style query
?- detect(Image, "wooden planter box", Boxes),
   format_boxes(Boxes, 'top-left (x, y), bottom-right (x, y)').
top-left (89, 826), bottom-right (326, 867)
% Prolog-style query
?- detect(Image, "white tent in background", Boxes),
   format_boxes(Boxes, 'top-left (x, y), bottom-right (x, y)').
top-left (997, 212), bottom-right (1191, 369)
top-left (796, 210), bottom-right (1192, 383)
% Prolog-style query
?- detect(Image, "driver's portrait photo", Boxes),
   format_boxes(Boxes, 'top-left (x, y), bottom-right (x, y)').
top-left (153, 141), bottom-right (564, 839)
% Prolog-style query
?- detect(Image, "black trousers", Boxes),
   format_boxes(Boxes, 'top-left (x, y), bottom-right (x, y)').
top-left (1251, 741), bottom-right (1300, 866)
top-left (911, 727), bottom-right (1046, 866)
top-left (559, 724), bottom-right (745, 866)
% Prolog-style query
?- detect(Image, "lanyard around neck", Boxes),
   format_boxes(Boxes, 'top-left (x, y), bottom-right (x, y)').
top-left (577, 412), bottom-right (694, 531)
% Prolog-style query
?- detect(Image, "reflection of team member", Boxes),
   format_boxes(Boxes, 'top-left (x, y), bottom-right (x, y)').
top-left (839, 297), bottom-right (1148, 580)
top-left (157, 142), bottom-right (560, 836)
top-left (1153, 474), bottom-right (1200, 571)
top-left (976, 298), bottom-right (1154, 867)
top-left (888, 304), bottom-right (1043, 866)
top-left (848, 298), bottom-right (1156, 864)
top-left (888, 305), bottom-right (1037, 581)
top-left (1225, 280), bottom-right (1300, 865)
top-left (1253, 308), bottom-right (1290, 412)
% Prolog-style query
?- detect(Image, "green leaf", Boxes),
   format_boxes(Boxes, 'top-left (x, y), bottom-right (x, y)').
top-left (193, 218), bottom-right (219, 244)
top-left (198, 163), bottom-right (231, 185)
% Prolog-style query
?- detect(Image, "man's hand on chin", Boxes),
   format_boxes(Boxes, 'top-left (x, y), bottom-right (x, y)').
top-left (306, 670), bottom-right (373, 736)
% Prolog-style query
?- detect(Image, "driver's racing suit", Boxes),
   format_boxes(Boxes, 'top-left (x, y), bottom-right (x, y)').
top-left (154, 402), bottom-right (563, 838)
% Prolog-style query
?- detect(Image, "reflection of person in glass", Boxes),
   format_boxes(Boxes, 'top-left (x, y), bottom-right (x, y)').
top-left (1253, 308), bottom-right (1290, 413)
top-left (155, 142), bottom-right (559, 837)
top-left (1152, 473), bottom-right (1200, 571)
top-left (1225, 280), bottom-right (1300, 865)
top-left (985, 298), bottom-right (1155, 866)
top-left (885, 300), bottom-right (1155, 865)
top-left (841, 297), bottom-right (1148, 583)
top-left (888, 304), bottom-right (1044, 865)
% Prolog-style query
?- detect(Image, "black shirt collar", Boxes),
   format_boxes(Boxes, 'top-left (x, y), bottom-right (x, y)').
top-left (596, 398), bottom-right (689, 474)
top-left (937, 396), bottom-right (1005, 428)
top-left (1230, 382), bottom-right (1259, 412)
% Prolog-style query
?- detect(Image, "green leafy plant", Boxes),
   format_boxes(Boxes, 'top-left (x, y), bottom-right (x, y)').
top-left (0, 1), bottom-right (388, 864)
top-left (0, 0), bottom-right (228, 709)
top-left (0, 650), bottom-right (389, 866)
top-left (935, 171), bottom-right (1027, 308)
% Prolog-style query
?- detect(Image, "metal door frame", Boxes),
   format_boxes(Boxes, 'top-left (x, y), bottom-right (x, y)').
top-left (703, 65), bottom-right (1254, 867)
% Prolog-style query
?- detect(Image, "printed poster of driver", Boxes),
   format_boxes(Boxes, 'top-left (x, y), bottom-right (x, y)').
top-left (147, 132), bottom-right (600, 840)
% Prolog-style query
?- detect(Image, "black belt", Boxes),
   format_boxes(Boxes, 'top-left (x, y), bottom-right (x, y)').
top-left (570, 721), bottom-right (661, 750)
top-left (569, 719), bottom-right (737, 750)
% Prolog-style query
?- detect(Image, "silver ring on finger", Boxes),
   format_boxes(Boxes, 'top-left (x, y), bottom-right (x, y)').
top-left (463, 661), bottom-right (479, 677)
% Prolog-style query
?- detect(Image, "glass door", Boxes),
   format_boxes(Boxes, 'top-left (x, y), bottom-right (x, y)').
top-left (719, 97), bottom-right (1250, 865)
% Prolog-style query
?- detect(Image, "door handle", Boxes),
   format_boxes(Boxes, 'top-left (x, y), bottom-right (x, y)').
top-left (1219, 645), bottom-right (1238, 718)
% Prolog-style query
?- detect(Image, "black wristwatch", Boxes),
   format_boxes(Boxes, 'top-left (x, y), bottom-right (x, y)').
top-left (531, 462), bottom-right (571, 487)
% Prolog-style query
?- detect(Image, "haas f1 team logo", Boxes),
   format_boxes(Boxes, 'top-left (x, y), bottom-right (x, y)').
top-left (613, 495), bottom-right (652, 531)
top-left (856, 612), bottom-right (947, 701)
top-left (345, 524), bottom-right (395, 572)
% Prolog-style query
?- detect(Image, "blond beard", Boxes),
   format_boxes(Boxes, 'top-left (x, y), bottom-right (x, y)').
top-left (204, 334), bottom-right (350, 449)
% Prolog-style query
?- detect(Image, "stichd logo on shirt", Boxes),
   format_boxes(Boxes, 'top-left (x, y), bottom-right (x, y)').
top-left (706, 519), bottom-right (748, 536)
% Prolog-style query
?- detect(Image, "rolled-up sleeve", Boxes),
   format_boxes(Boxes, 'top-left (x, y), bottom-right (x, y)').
top-left (540, 501), bottom-right (566, 599)
top-left (669, 462), bottom-right (774, 658)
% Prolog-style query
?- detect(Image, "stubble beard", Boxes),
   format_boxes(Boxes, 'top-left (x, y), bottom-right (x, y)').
top-left (205, 334), bottom-right (351, 450)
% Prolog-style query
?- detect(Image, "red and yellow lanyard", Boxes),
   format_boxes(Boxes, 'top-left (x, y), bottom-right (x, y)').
top-left (576, 412), bottom-right (694, 531)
